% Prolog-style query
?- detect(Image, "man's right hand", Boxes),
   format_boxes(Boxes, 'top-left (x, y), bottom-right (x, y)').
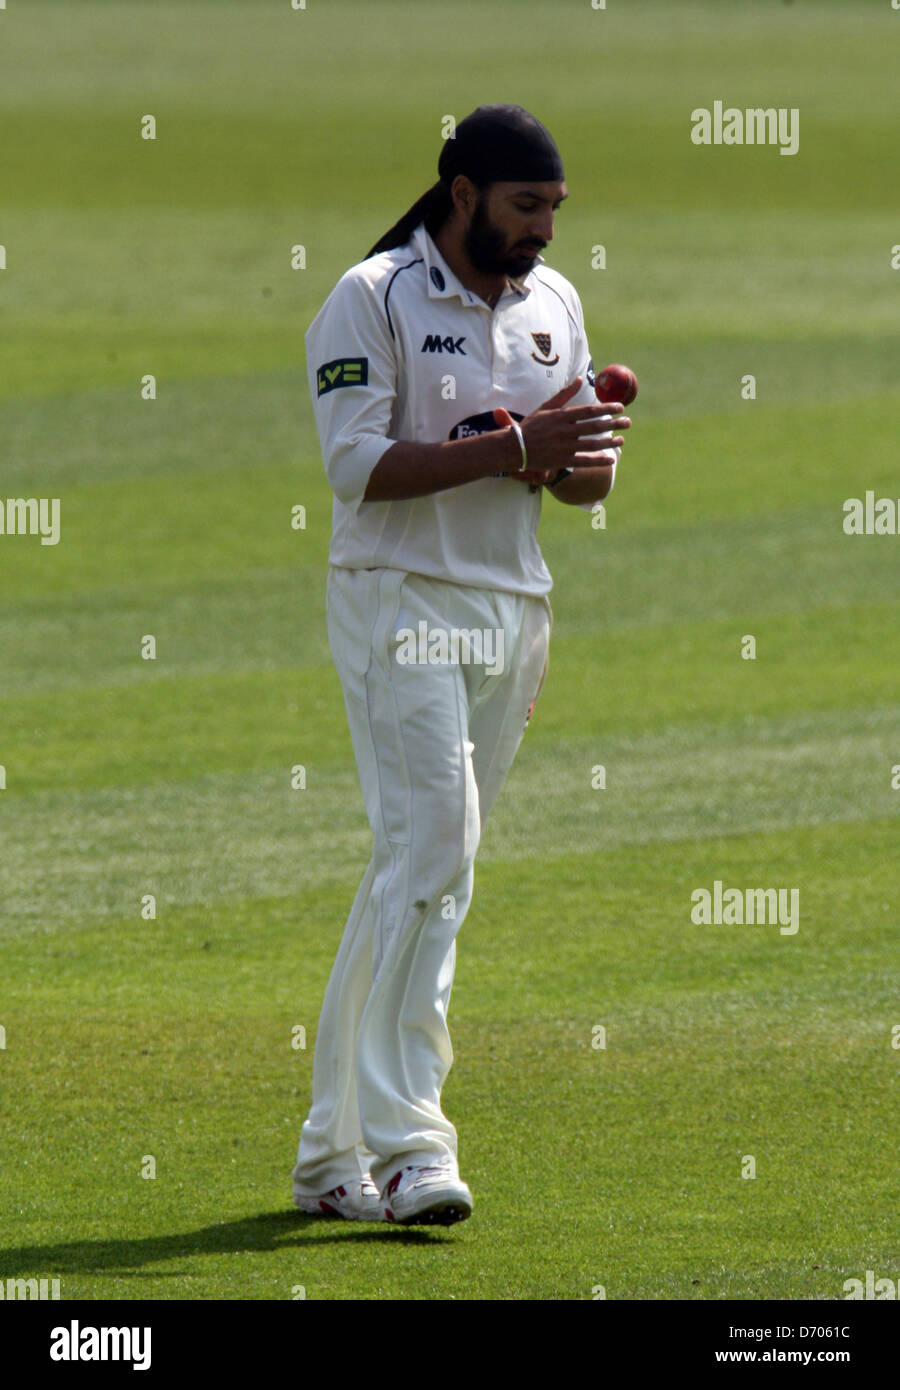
top-left (493, 377), bottom-right (631, 473)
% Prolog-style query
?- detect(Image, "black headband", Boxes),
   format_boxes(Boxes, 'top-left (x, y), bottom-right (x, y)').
top-left (438, 104), bottom-right (565, 186)
top-left (364, 104), bottom-right (565, 259)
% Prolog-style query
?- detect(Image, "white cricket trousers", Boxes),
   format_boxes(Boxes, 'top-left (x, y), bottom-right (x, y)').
top-left (292, 565), bottom-right (551, 1196)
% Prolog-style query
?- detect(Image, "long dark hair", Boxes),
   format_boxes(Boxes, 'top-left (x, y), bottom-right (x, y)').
top-left (365, 177), bottom-right (483, 259)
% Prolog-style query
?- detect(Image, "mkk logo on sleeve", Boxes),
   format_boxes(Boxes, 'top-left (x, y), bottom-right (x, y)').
top-left (316, 357), bottom-right (369, 396)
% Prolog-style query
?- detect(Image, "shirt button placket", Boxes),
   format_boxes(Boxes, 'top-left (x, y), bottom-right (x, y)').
top-left (492, 309), bottom-right (506, 392)
top-left (489, 307), bottom-right (503, 389)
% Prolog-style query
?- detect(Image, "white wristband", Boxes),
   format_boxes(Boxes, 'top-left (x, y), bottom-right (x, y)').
top-left (508, 420), bottom-right (528, 472)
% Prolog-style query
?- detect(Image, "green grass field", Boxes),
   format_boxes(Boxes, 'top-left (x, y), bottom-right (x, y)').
top-left (2, 0), bottom-right (898, 1301)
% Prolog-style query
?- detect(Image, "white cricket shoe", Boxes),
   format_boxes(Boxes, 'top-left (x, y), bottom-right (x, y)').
top-left (293, 1176), bottom-right (384, 1221)
top-left (381, 1156), bottom-right (473, 1226)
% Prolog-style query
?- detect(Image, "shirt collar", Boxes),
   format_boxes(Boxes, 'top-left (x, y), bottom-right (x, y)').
top-left (411, 222), bottom-right (538, 306)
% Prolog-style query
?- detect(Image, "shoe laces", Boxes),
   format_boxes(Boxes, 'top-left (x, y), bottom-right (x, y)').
top-left (409, 1160), bottom-right (456, 1184)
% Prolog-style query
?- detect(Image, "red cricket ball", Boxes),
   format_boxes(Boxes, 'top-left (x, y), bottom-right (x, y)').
top-left (594, 364), bottom-right (638, 407)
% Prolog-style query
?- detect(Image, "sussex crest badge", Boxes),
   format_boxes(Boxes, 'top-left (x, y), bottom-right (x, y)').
top-left (530, 332), bottom-right (559, 365)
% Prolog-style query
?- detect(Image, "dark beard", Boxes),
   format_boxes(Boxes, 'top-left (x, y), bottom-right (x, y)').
top-left (464, 195), bottom-right (544, 280)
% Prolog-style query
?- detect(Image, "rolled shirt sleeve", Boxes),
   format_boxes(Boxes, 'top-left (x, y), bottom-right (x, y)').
top-left (305, 269), bottom-right (399, 515)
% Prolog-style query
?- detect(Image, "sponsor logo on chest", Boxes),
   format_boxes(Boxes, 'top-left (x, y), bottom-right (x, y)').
top-left (421, 333), bottom-right (467, 354)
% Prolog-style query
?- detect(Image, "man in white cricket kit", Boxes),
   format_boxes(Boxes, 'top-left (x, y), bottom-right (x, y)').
top-left (292, 105), bottom-right (631, 1225)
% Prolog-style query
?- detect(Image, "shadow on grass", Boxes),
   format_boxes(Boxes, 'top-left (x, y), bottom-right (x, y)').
top-left (0, 1210), bottom-right (447, 1277)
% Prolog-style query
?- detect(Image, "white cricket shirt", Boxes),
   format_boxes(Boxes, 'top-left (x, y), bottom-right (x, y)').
top-left (305, 219), bottom-right (618, 597)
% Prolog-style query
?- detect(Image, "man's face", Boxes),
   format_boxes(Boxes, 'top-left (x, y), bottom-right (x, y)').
top-left (464, 179), bottom-right (568, 279)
